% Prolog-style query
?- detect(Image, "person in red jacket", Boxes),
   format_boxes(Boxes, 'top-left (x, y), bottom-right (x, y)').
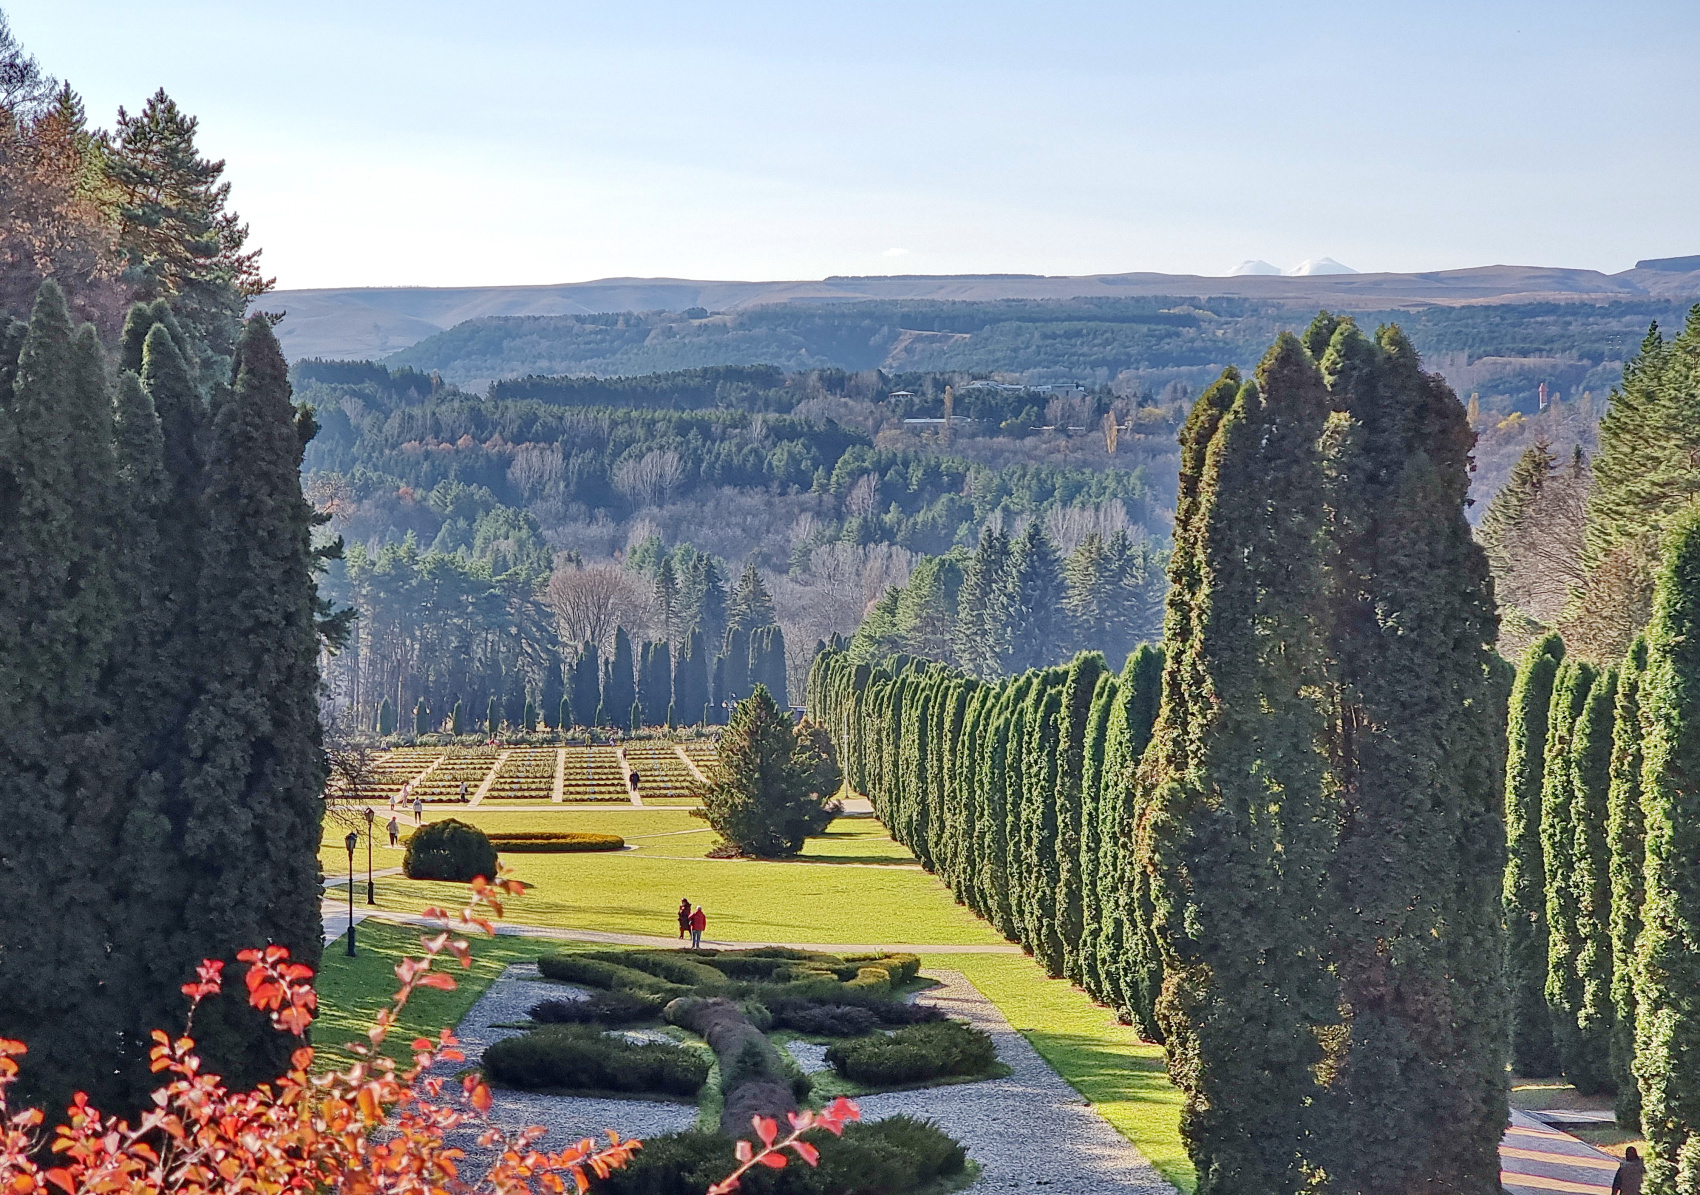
top-left (687, 905), bottom-right (706, 950)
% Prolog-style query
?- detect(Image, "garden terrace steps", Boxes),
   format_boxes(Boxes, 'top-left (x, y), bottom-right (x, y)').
top-left (469, 750), bottom-right (512, 806)
top-left (552, 748), bottom-right (567, 802)
top-left (1498, 1111), bottom-right (1618, 1195)
top-left (612, 744), bottom-right (640, 806)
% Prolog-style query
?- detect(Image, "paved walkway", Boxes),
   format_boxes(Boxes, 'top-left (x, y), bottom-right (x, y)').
top-left (362, 911), bottom-right (1024, 954)
top-left (1499, 1110), bottom-right (1618, 1194)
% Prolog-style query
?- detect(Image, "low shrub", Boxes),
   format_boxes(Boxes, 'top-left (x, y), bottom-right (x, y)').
top-left (481, 1025), bottom-right (708, 1096)
top-left (529, 989), bottom-right (666, 1025)
top-left (590, 951), bottom-right (732, 989)
top-left (825, 1020), bottom-right (998, 1086)
top-left (586, 1117), bottom-right (966, 1195)
top-left (486, 831), bottom-right (624, 853)
top-left (403, 818), bottom-right (498, 881)
top-left (773, 1003), bottom-right (880, 1037)
top-left (664, 997), bottom-right (802, 1134)
top-left (536, 953), bottom-right (691, 999)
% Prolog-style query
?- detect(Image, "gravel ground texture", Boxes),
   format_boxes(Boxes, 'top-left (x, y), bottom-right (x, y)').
top-left (441, 963), bottom-right (1175, 1192)
top-left (433, 963), bottom-right (699, 1166)
top-left (851, 970), bottom-right (1177, 1193)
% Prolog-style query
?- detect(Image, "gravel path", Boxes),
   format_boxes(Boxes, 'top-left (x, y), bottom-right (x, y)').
top-left (435, 963), bottom-right (700, 1159)
top-left (850, 970), bottom-right (1176, 1193)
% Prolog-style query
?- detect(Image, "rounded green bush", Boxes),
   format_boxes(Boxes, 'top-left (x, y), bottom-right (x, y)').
top-left (825, 1019), bottom-right (997, 1086)
top-left (402, 818), bottom-right (498, 881)
top-left (482, 1024), bottom-right (708, 1096)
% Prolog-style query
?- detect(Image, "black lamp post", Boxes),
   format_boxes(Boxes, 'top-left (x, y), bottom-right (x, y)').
top-left (363, 806), bottom-right (376, 905)
top-left (344, 830), bottom-right (359, 956)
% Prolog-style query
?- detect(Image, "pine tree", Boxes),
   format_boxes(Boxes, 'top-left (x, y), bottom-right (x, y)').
top-left (682, 554), bottom-right (728, 654)
top-left (1608, 637), bottom-right (1648, 1129)
top-left (1141, 349), bottom-right (1333, 1194)
top-left (0, 283), bottom-right (126, 1112)
top-left (1479, 438), bottom-right (1557, 584)
top-left (570, 641), bottom-right (600, 728)
top-left (1506, 631), bottom-right (1566, 1076)
top-left (1543, 656), bottom-right (1600, 1089)
top-left (167, 316), bottom-right (324, 1089)
top-left (1632, 505), bottom-right (1700, 1194)
top-left (604, 627), bottom-right (637, 724)
top-left (848, 587), bottom-right (903, 663)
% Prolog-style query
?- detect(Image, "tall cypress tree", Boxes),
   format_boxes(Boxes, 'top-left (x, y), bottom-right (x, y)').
top-left (1632, 506), bottom-right (1700, 1194)
top-left (1313, 318), bottom-right (1506, 1192)
top-left (673, 629), bottom-right (709, 725)
top-left (1143, 346), bottom-right (1333, 1195)
top-left (0, 284), bottom-right (125, 1112)
top-left (1076, 671), bottom-right (1116, 998)
top-left (168, 316), bottom-right (325, 1089)
top-left (1055, 652), bottom-right (1107, 982)
top-left (570, 641), bottom-right (600, 728)
top-left (1104, 643), bottom-right (1164, 1035)
top-left (1542, 656), bottom-right (1600, 1090)
top-left (605, 627), bottom-right (637, 722)
top-left (639, 640), bottom-right (672, 726)
top-left (1505, 631), bottom-right (1566, 1076)
top-left (1566, 666), bottom-right (1619, 1097)
top-left (1021, 677), bottom-right (1064, 973)
top-left (1607, 636), bottom-right (1648, 1129)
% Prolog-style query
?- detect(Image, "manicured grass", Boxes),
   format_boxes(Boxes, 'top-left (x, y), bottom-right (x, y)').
top-left (925, 953), bottom-right (1192, 1193)
top-left (1508, 1077), bottom-right (1615, 1112)
top-left (311, 919), bottom-right (549, 1073)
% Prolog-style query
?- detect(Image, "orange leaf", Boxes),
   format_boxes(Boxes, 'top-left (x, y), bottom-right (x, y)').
top-left (755, 1153), bottom-right (787, 1169)
top-left (471, 1083), bottom-right (492, 1113)
top-left (791, 1140), bottom-right (819, 1166)
top-left (417, 973), bottom-right (457, 991)
top-left (43, 1170), bottom-right (74, 1194)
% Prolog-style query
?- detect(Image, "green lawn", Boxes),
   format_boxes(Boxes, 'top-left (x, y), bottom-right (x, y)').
top-left (314, 807), bottom-right (1193, 1191)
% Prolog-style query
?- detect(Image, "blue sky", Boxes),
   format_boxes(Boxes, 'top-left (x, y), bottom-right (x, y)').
top-left (11, 1), bottom-right (1698, 289)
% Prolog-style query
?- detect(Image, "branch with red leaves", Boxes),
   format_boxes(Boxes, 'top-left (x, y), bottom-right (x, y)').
top-left (706, 1099), bottom-right (862, 1194)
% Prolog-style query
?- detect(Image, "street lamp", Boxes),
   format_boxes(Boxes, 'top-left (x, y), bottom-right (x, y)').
top-left (363, 806), bottom-right (376, 905)
top-left (344, 830), bottom-right (359, 957)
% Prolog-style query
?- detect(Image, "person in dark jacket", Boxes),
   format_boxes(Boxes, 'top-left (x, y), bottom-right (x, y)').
top-left (1612, 1147), bottom-right (1644, 1195)
top-left (677, 898), bottom-right (692, 939)
top-left (688, 905), bottom-right (706, 950)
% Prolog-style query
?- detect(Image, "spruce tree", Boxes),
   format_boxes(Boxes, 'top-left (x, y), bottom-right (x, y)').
top-left (1001, 521), bottom-right (1066, 673)
top-left (168, 316), bottom-right (325, 1089)
top-left (1506, 632), bottom-right (1566, 1076)
top-left (699, 687), bottom-right (838, 856)
top-left (895, 553), bottom-right (962, 663)
top-left (1608, 637), bottom-right (1648, 1128)
top-left (1632, 507), bottom-right (1700, 1194)
top-left (1479, 439), bottom-right (1557, 585)
top-left (726, 562), bottom-right (777, 639)
top-left (953, 528), bottom-right (1012, 677)
top-left (1542, 656), bottom-right (1600, 1089)
top-left (0, 284), bottom-right (126, 1112)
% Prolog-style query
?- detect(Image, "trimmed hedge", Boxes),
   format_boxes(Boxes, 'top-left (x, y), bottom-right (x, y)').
top-left (586, 1116), bottom-right (966, 1195)
top-left (403, 818), bottom-right (498, 881)
top-left (536, 955), bottom-right (691, 999)
top-left (487, 831), bottom-right (624, 853)
top-left (529, 990), bottom-right (666, 1026)
top-left (824, 1020), bottom-right (998, 1086)
top-left (771, 1003), bottom-right (880, 1036)
top-left (481, 1024), bottom-right (709, 1096)
top-left (664, 997), bottom-right (808, 1134)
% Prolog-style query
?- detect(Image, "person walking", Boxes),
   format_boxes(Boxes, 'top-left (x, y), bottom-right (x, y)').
top-left (1612, 1147), bottom-right (1644, 1195)
top-left (677, 898), bottom-right (692, 939)
top-left (628, 770), bottom-right (641, 797)
top-left (687, 905), bottom-right (706, 950)
top-left (387, 815), bottom-right (400, 847)
top-left (412, 793), bottom-right (423, 824)
top-left (459, 780), bottom-right (468, 802)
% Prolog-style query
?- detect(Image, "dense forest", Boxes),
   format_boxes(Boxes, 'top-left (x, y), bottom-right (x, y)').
top-left (384, 294), bottom-right (1693, 417)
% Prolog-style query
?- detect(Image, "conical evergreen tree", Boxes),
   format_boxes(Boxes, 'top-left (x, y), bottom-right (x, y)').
top-left (953, 528), bottom-right (1012, 677)
top-left (1607, 636), bottom-right (1648, 1129)
top-left (1542, 656), bottom-right (1600, 1090)
top-left (1054, 652), bottom-right (1107, 981)
top-left (726, 562), bottom-right (777, 640)
top-left (168, 316), bottom-right (325, 1089)
top-left (1142, 346), bottom-right (1333, 1195)
top-left (604, 627), bottom-right (637, 723)
top-left (1632, 506), bottom-right (1700, 1193)
top-left (486, 695), bottom-right (499, 736)
top-left (638, 640), bottom-right (672, 726)
top-left (1561, 666), bottom-right (1619, 1097)
top-left (1001, 521), bottom-right (1065, 674)
top-left (452, 700), bottom-right (465, 735)
top-left (673, 629), bottom-right (709, 725)
top-left (570, 642), bottom-right (600, 728)
top-left (414, 698), bottom-right (429, 735)
top-left (1506, 632), bottom-right (1566, 1076)
top-left (1479, 439), bottom-right (1557, 584)
top-left (1102, 643), bottom-right (1164, 1035)
top-left (0, 284), bottom-right (126, 1112)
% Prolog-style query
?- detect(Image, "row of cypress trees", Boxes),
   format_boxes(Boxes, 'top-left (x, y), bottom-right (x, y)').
top-left (807, 644), bottom-right (1165, 1028)
top-left (815, 316), bottom-right (1517, 1194)
top-left (0, 283), bottom-right (326, 1117)
top-left (1500, 509), bottom-right (1700, 1190)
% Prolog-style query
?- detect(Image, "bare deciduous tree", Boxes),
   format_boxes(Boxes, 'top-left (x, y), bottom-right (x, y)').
top-left (844, 473), bottom-right (878, 517)
top-left (1046, 500), bottom-right (1130, 557)
top-left (613, 449), bottom-right (686, 509)
top-left (547, 561), bottom-right (649, 650)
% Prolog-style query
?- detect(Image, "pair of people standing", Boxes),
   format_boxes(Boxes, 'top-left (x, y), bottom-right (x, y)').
top-left (676, 898), bottom-right (707, 949)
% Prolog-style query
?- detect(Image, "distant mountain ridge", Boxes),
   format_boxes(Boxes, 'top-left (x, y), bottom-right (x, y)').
top-left (259, 259), bottom-right (1700, 362)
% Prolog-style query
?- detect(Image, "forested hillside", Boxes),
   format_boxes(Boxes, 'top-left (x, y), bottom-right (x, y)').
top-left (385, 295), bottom-right (1693, 419)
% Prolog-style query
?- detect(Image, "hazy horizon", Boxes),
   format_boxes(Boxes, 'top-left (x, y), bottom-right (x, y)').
top-left (13, 0), bottom-right (1698, 291)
